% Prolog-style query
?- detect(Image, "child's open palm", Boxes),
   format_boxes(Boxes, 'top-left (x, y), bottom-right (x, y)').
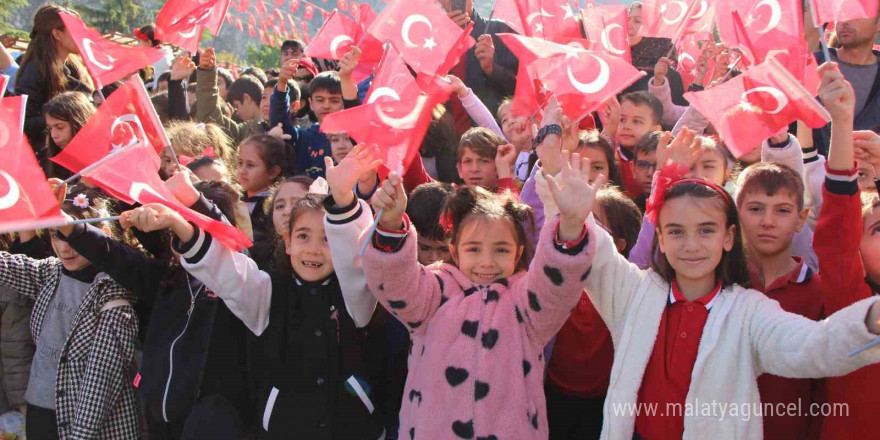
top-left (656, 127), bottom-right (701, 170)
top-left (324, 144), bottom-right (382, 205)
top-left (546, 151), bottom-right (606, 241)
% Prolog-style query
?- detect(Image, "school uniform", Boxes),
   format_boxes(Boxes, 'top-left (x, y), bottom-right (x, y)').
top-left (752, 259), bottom-right (825, 440)
top-left (580, 216), bottom-right (880, 440)
top-left (813, 166), bottom-right (880, 440)
top-left (176, 196), bottom-right (389, 440)
top-left (615, 147), bottom-right (641, 200)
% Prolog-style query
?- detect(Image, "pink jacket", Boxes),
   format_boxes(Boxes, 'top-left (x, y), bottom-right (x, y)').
top-left (362, 217), bottom-right (594, 440)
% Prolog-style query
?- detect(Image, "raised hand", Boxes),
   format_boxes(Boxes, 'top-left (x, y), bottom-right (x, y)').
top-left (854, 130), bottom-right (880, 165)
top-left (545, 151), bottom-right (607, 241)
top-left (656, 128), bottom-right (701, 170)
top-left (448, 9), bottom-right (471, 28)
top-left (163, 165), bottom-right (200, 207)
top-left (199, 48), bottom-right (216, 71)
top-left (653, 56), bottom-right (671, 86)
top-left (277, 60), bottom-right (297, 92)
top-left (495, 143), bottom-right (517, 180)
top-left (170, 54), bottom-right (196, 81)
top-left (122, 203), bottom-right (193, 241)
top-left (371, 172), bottom-right (407, 231)
top-left (268, 123), bottom-right (292, 140)
top-left (338, 46), bottom-right (362, 79)
top-left (325, 144), bottom-right (383, 208)
top-left (818, 62), bottom-right (856, 122)
top-left (475, 34), bottom-right (495, 76)
top-left (447, 74), bottom-right (469, 98)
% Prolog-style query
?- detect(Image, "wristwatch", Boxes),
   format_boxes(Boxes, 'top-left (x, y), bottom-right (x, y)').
top-left (535, 124), bottom-right (563, 145)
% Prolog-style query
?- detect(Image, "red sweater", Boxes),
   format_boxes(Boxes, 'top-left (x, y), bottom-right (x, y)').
top-left (546, 291), bottom-right (614, 398)
top-left (814, 166), bottom-right (879, 440)
top-left (615, 147), bottom-right (642, 199)
top-left (753, 259), bottom-right (825, 440)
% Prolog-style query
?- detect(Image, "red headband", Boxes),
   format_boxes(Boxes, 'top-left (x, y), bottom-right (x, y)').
top-left (645, 162), bottom-right (733, 226)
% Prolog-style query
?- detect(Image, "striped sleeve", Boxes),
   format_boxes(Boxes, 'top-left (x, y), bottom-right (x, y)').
top-left (824, 163), bottom-right (859, 196)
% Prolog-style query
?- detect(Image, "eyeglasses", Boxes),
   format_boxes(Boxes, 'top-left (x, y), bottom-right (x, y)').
top-left (635, 160), bottom-right (657, 172)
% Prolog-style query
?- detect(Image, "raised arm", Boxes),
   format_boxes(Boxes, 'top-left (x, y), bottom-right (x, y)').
top-left (448, 75), bottom-right (505, 137)
top-left (648, 58), bottom-right (687, 127)
top-left (0, 251), bottom-right (57, 301)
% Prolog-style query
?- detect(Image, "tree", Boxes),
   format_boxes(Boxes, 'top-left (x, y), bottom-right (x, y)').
top-left (0, 0), bottom-right (27, 34)
top-left (69, 0), bottom-right (156, 34)
top-left (246, 43), bottom-right (280, 69)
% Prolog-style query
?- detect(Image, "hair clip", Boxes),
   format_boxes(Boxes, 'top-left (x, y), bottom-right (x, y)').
top-left (439, 210), bottom-right (454, 235)
top-left (71, 193), bottom-right (89, 209)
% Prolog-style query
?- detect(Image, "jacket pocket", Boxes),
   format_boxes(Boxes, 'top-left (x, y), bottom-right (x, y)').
top-left (262, 387), bottom-right (279, 431)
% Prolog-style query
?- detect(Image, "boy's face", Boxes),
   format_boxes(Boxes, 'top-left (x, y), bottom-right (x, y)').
top-left (617, 101), bottom-right (659, 149)
top-left (310, 89), bottom-right (344, 122)
top-left (688, 149), bottom-right (727, 187)
top-left (232, 95), bottom-right (261, 121)
top-left (261, 86), bottom-right (273, 121)
top-left (861, 204), bottom-right (880, 285)
top-left (329, 133), bottom-right (355, 162)
top-left (858, 161), bottom-right (877, 193)
top-left (281, 47), bottom-right (304, 65)
top-left (417, 236), bottom-right (452, 265)
top-left (738, 189), bottom-right (807, 259)
top-left (634, 150), bottom-right (657, 195)
top-left (457, 147), bottom-right (498, 188)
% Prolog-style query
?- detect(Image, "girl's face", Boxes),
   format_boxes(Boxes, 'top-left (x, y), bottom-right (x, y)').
top-left (285, 209), bottom-right (334, 282)
top-left (688, 149), bottom-right (728, 187)
top-left (238, 142), bottom-right (279, 195)
top-left (498, 103), bottom-right (532, 151)
top-left (193, 162), bottom-right (229, 183)
top-left (329, 133), bottom-right (355, 162)
top-left (857, 162), bottom-right (877, 193)
top-left (862, 205), bottom-right (880, 285)
top-left (161, 147), bottom-right (178, 180)
top-left (450, 217), bottom-right (524, 285)
top-left (657, 196), bottom-right (735, 292)
top-left (51, 232), bottom-right (90, 271)
top-left (45, 114), bottom-right (73, 148)
top-left (577, 145), bottom-right (610, 185)
top-left (272, 182), bottom-right (308, 236)
top-left (628, 5), bottom-right (642, 39)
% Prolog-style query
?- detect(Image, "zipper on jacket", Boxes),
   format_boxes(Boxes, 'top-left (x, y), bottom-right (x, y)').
top-left (162, 274), bottom-right (203, 422)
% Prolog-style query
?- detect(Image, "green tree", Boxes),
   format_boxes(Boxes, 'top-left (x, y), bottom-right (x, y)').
top-left (69, 0), bottom-right (155, 34)
top-left (0, 0), bottom-right (27, 33)
top-left (246, 43), bottom-right (280, 69)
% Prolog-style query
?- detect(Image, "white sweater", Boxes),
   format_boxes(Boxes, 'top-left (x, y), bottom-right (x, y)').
top-left (582, 217), bottom-right (880, 440)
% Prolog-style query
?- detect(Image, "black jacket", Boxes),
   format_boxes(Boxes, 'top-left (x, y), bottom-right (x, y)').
top-left (463, 12), bottom-right (520, 118)
top-left (62, 195), bottom-right (253, 431)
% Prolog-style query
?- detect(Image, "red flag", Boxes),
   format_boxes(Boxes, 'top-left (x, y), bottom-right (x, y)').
top-left (156, 0), bottom-right (232, 53)
top-left (581, 5), bottom-right (632, 64)
top-left (492, 0), bottom-right (526, 34)
top-left (684, 59), bottom-right (831, 158)
top-left (59, 12), bottom-right (164, 88)
top-left (52, 76), bottom-right (167, 174)
top-left (305, 10), bottom-right (362, 59)
top-left (350, 1), bottom-right (359, 14)
top-left (234, 0), bottom-right (251, 12)
top-left (304, 2), bottom-right (315, 19)
top-left (811, 0), bottom-right (879, 26)
top-left (82, 143), bottom-right (252, 250)
top-left (525, 50), bottom-right (644, 121)
top-left (0, 75), bottom-right (7, 99)
top-left (0, 143), bottom-right (67, 233)
top-left (513, 0), bottom-right (583, 42)
top-left (367, 0), bottom-right (473, 74)
top-left (716, 0), bottom-right (802, 49)
top-left (365, 44), bottom-right (420, 104)
top-left (435, 22), bottom-right (477, 76)
top-left (301, 21), bottom-right (311, 43)
top-left (337, 0), bottom-right (347, 10)
top-left (497, 32), bottom-right (589, 66)
top-left (321, 94), bottom-right (442, 173)
top-left (639, 0), bottom-right (712, 39)
top-left (0, 95), bottom-right (27, 153)
top-left (290, 0), bottom-right (300, 12)
top-left (675, 34), bottom-right (703, 89)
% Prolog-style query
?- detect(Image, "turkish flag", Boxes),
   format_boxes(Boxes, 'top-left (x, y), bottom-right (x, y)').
top-left (304, 2), bottom-right (315, 19)
top-left (156, 0), bottom-right (231, 53)
top-left (512, 0), bottom-right (584, 42)
top-left (0, 139), bottom-right (67, 233)
top-left (811, 0), bottom-right (879, 26)
top-left (0, 96), bottom-right (26, 154)
top-left (640, 0), bottom-right (711, 39)
top-left (497, 32), bottom-right (589, 66)
top-left (365, 45), bottom-right (420, 104)
top-left (52, 76), bottom-right (167, 174)
top-left (581, 5), bottom-right (632, 64)
top-left (0, 75), bottom-right (7, 99)
top-left (716, 0), bottom-right (802, 49)
top-left (59, 12), bottom-right (164, 88)
top-left (675, 34), bottom-right (703, 90)
top-left (337, 0), bottom-right (347, 11)
top-left (492, 0), bottom-right (526, 35)
top-left (321, 93), bottom-right (445, 173)
top-left (305, 10), bottom-right (365, 60)
top-left (82, 143), bottom-right (252, 250)
top-left (525, 50), bottom-right (644, 121)
top-left (684, 58), bottom-right (831, 158)
top-left (290, 0), bottom-right (300, 12)
top-left (367, 0), bottom-right (473, 74)
top-left (234, 0), bottom-right (251, 12)
top-left (301, 21), bottom-right (311, 43)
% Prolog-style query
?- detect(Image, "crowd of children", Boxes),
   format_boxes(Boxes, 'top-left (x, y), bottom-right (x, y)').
top-left (1, 1), bottom-right (880, 439)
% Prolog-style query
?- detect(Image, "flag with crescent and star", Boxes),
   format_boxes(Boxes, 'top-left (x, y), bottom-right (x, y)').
top-left (366, 0), bottom-right (474, 74)
top-left (684, 58), bottom-right (831, 158)
top-left (59, 12), bottom-right (165, 88)
top-left (581, 5), bottom-right (632, 64)
top-left (303, 8), bottom-right (383, 80)
top-left (716, 0), bottom-right (802, 49)
top-left (0, 97), bottom-right (68, 233)
top-left (364, 44), bottom-right (421, 105)
top-left (640, 0), bottom-right (713, 40)
top-left (500, 0), bottom-right (584, 43)
top-left (52, 76), bottom-right (168, 174)
top-left (82, 143), bottom-right (252, 251)
top-left (156, 0), bottom-right (232, 53)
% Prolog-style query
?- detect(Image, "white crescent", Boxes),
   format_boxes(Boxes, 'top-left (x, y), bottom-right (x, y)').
top-left (752, 0), bottom-right (782, 34)
top-left (742, 86), bottom-right (788, 114)
top-left (129, 182), bottom-right (168, 204)
top-left (662, 1), bottom-right (689, 25)
top-left (526, 8), bottom-right (555, 24)
top-left (401, 15), bottom-right (433, 48)
top-left (678, 52), bottom-right (696, 67)
top-left (330, 35), bottom-right (354, 59)
top-left (0, 171), bottom-right (19, 210)
top-left (600, 24), bottom-right (626, 55)
top-left (375, 96), bottom-right (427, 129)
top-left (691, 0), bottom-right (708, 19)
top-left (178, 23), bottom-right (200, 39)
top-left (110, 114), bottom-right (148, 151)
top-left (367, 87), bottom-right (401, 104)
top-left (82, 38), bottom-right (115, 71)
top-left (567, 54), bottom-right (610, 94)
